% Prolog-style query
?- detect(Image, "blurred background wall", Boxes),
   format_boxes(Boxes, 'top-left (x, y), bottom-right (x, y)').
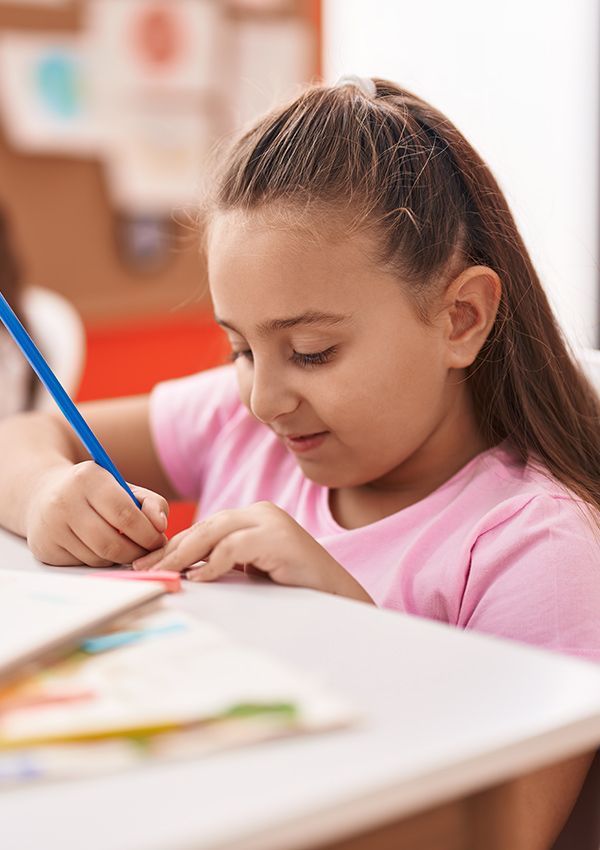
top-left (1, 0), bottom-right (598, 534)
top-left (1, 0), bottom-right (597, 396)
top-left (323, 0), bottom-right (600, 349)
top-left (0, 1), bottom-right (598, 494)
top-left (0, 0), bottom-right (320, 533)
top-left (0, 0), bottom-right (320, 402)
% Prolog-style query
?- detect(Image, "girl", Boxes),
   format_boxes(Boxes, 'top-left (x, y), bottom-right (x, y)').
top-left (0, 76), bottom-right (598, 845)
top-left (1, 74), bottom-right (600, 643)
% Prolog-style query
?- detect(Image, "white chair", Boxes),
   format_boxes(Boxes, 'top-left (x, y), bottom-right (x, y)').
top-left (21, 286), bottom-right (86, 409)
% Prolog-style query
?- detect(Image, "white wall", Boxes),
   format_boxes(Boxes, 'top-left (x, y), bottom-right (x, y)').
top-left (323, 0), bottom-right (599, 347)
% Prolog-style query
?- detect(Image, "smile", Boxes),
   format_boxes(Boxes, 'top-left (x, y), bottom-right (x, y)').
top-left (282, 432), bottom-right (329, 453)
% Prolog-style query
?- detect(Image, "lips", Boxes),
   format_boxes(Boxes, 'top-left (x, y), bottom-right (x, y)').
top-left (281, 431), bottom-right (329, 453)
top-left (284, 431), bottom-right (323, 440)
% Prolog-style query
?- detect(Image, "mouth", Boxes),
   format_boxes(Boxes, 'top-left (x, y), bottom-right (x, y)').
top-left (281, 431), bottom-right (329, 453)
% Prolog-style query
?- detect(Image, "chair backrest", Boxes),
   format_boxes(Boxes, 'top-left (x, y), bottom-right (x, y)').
top-left (21, 286), bottom-right (86, 409)
top-left (551, 749), bottom-right (600, 850)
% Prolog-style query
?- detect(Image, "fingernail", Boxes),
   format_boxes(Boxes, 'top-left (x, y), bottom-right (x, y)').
top-left (157, 512), bottom-right (167, 532)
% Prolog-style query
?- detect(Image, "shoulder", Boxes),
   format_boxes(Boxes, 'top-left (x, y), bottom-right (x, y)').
top-left (149, 363), bottom-right (260, 449)
top-left (150, 363), bottom-right (241, 421)
top-left (443, 440), bottom-right (595, 536)
top-left (148, 364), bottom-right (276, 500)
top-left (458, 447), bottom-right (600, 661)
top-left (467, 443), bottom-right (599, 546)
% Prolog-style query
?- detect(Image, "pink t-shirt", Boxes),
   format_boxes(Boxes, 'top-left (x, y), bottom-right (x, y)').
top-left (150, 364), bottom-right (600, 663)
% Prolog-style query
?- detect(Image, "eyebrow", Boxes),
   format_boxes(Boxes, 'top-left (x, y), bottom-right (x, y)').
top-left (214, 310), bottom-right (351, 338)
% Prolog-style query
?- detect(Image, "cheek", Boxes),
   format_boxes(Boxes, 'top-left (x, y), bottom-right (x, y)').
top-left (332, 337), bottom-right (445, 433)
top-left (383, 362), bottom-right (448, 446)
top-left (235, 364), bottom-right (253, 410)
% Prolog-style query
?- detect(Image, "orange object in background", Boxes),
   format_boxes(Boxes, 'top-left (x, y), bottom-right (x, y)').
top-left (77, 311), bottom-right (230, 537)
top-left (77, 311), bottom-right (228, 400)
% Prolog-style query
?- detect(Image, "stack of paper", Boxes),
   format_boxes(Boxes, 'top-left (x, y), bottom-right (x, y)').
top-left (0, 571), bottom-right (354, 783)
top-left (0, 568), bottom-right (165, 684)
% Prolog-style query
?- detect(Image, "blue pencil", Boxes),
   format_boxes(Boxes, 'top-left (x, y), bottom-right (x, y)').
top-left (0, 291), bottom-right (140, 508)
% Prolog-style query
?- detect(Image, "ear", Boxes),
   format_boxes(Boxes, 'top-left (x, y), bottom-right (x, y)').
top-left (441, 266), bottom-right (501, 369)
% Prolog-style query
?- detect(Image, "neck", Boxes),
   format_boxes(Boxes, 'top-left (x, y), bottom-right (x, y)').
top-left (329, 378), bottom-right (496, 529)
top-left (360, 379), bottom-right (491, 501)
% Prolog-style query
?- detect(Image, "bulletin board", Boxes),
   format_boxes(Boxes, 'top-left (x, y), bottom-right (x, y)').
top-left (0, 0), bottom-right (321, 322)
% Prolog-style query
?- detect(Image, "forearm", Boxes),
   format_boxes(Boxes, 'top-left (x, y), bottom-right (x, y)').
top-left (0, 411), bottom-right (79, 537)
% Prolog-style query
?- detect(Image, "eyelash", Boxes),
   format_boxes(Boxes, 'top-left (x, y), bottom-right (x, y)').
top-left (229, 346), bottom-right (337, 368)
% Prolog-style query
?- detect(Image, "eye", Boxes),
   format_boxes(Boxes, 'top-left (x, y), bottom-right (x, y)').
top-left (229, 349), bottom-right (253, 363)
top-left (229, 346), bottom-right (337, 368)
top-left (291, 346), bottom-right (337, 367)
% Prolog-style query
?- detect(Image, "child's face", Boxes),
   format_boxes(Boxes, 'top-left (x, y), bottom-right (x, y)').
top-left (207, 210), bottom-right (458, 489)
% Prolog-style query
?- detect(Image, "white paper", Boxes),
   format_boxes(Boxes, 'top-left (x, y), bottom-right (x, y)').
top-left (0, 569), bottom-right (163, 677)
top-left (83, 0), bottom-right (226, 213)
top-left (101, 107), bottom-right (214, 214)
top-left (0, 608), bottom-right (354, 745)
top-left (85, 0), bottom-right (221, 95)
top-left (231, 18), bottom-right (313, 126)
top-left (0, 34), bottom-right (101, 154)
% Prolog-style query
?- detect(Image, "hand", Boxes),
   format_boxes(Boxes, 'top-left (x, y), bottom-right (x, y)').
top-left (132, 501), bottom-right (374, 603)
top-left (26, 461), bottom-right (169, 567)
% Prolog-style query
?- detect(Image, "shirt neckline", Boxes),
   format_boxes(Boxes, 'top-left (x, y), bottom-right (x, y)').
top-left (319, 441), bottom-right (513, 534)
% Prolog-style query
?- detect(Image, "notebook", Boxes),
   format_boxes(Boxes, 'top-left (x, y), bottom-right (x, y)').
top-left (0, 568), bottom-right (165, 686)
top-left (0, 606), bottom-right (356, 783)
top-left (0, 607), bottom-right (352, 748)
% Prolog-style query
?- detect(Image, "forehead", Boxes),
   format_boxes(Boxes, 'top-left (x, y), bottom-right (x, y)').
top-left (207, 208), bottom-right (402, 319)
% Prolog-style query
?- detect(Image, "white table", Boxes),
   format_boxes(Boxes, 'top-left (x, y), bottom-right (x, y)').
top-left (2, 527), bottom-right (600, 850)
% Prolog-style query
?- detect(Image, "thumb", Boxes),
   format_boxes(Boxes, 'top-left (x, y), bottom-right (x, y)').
top-left (130, 485), bottom-right (170, 534)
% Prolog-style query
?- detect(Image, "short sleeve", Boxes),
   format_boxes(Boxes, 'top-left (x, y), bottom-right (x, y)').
top-left (458, 495), bottom-right (600, 663)
top-left (148, 365), bottom-right (242, 500)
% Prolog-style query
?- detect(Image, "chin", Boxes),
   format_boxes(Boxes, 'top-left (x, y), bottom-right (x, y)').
top-left (295, 460), bottom-right (372, 490)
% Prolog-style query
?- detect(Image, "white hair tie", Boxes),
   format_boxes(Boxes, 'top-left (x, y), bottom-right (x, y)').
top-left (334, 75), bottom-right (377, 99)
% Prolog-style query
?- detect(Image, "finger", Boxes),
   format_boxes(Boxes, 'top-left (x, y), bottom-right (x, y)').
top-left (133, 487), bottom-right (169, 534)
top-left (135, 510), bottom-right (256, 573)
top-left (86, 474), bottom-right (166, 551)
top-left (38, 542), bottom-right (87, 567)
top-left (63, 526), bottom-right (115, 567)
top-left (75, 505), bottom-right (151, 565)
top-left (132, 547), bottom-right (165, 570)
top-left (243, 564), bottom-right (270, 579)
top-left (146, 528), bottom-right (213, 572)
top-left (187, 529), bottom-right (263, 583)
top-left (132, 526), bottom-right (191, 570)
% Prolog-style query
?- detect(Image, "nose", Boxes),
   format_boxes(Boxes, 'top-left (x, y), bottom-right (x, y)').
top-left (249, 362), bottom-right (299, 424)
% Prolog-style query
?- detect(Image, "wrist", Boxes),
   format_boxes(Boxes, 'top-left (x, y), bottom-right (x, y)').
top-left (21, 460), bottom-right (73, 537)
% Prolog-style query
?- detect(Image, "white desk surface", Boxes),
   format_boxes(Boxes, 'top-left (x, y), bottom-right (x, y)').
top-left (3, 528), bottom-right (600, 850)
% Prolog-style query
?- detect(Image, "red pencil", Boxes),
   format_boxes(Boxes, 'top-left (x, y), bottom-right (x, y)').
top-left (90, 570), bottom-right (181, 593)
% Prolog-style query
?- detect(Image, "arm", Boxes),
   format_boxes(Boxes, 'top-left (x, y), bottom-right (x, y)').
top-left (0, 395), bottom-right (179, 564)
top-left (459, 499), bottom-right (600, 844)
top-left (460, 496), bottom-right (600, 661)
top-left (133, 500), bottom-right (375, 603)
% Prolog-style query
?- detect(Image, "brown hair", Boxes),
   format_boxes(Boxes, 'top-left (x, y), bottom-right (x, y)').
top-left (207, 77), bottom-right (600, 514)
